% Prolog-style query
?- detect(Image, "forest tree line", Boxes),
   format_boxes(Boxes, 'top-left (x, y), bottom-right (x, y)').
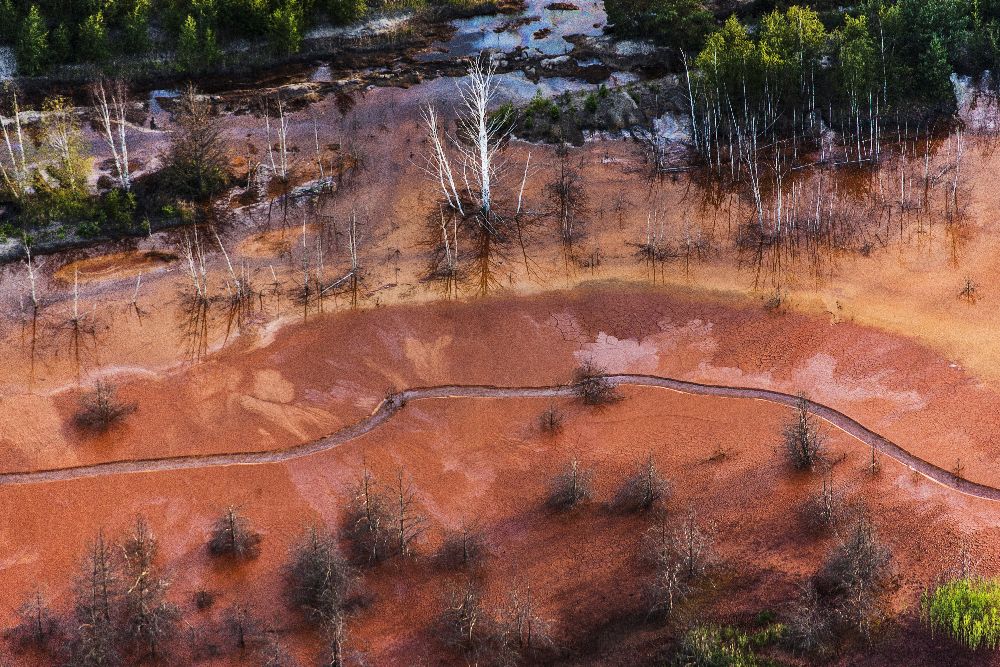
top-left (1, 0), bottom-right (370, 76)
top-left (607, 0), bottom-right (1000, 115)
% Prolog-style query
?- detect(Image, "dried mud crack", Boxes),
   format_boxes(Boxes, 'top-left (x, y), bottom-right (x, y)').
top-left (0, 375), bottom-right (992, 500)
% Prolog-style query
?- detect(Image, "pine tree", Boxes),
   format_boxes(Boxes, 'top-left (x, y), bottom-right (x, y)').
top-left (51, 23), bottom-right (72, 63)
top-left (0, 0), bottom-right (18, 43)
top-left (177, 14), bottom-right (201, 71)
top-left (919, 35), bottom-right (955, 109)
top-left (79, 10), bottom-right (109, 62)
top-left (269, 0), bottom-right (303, 55)
top-left (17, 5), bottom-right (49, 76)
top-left (124, 0), bottom-right (151, 52)
top-left (202, 26), bottom-right (221, 66)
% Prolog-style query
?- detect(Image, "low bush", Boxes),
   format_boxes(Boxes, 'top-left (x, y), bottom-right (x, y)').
top-left (208, 507), bottom-right (262, 560)
top-left (572, 362), bottom-right (621, 406)
top-left (546, 458), bottom-right (593, 510)
top-left (671, 624), bottom-right (775, 666)
top-left (538, 406), bottom-right (565, 434)
top-left (74, 381), bottom-right (136, 431)
top-left (783, 396), bottom-right (825, 471)
top-left (613, 454), bottom-right (670, 513)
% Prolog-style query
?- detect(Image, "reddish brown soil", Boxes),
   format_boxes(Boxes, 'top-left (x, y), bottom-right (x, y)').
top-left (52, 250), bottom-right (179, 285)
top-left (0, 287), bottom-right (996, 664)
top-left (4, 286), bottom-right (999, 493)
top-left (4, 77), bottom-right (1000, 665)
top-left (1, 386), bottom-right (994, 666)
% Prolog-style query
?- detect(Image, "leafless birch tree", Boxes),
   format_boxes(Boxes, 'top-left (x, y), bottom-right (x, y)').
top-left (0, 83), bottom-right (31, 203)
top-left (421, 55), bottom-right (534, 294)
top-left (92, 80), bottom-right (132, 191)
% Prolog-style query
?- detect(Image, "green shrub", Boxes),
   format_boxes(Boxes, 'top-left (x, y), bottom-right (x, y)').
top-left (96, 188), bottom-right (137, 235)
top-left (328, 0), bottom-right (366, 24)
top-left (923, 577), bottom-right (1000, 650)
top-left (77, 220), bottom-right (101, 238)
top-left (672, 625), bottom-right (762, 666)
top-left (488, 101), bottom-right (516, 136)
top-left (584, 92), bottom-right (598, 113)
top-left (605, 0), bottom-right (713, 52)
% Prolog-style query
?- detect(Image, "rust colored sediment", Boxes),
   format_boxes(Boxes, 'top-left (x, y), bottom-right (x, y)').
top-left (0, 375), bottom-right (992, 501)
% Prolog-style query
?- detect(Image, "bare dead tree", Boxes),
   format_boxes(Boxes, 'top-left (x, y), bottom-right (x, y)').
top-left (868, 442), bottom-right (881, 477)
top-left (321, 614), bottom-right (347, 667)
top-left (572, 362), bottom-right (621, 406)
top-left (537, 406), bottom-right (564, 435)
top-left (187, 621), bottom-right (224, 661)
top-left (644, 510), bottom-right (715, 616)
top-left (801, 474), bottom-right (843, 532)
top-left (92, 79), bottom-right (132, 191)
top-left (613, 454), bottom-right (671, 513)
top-left (69, 530), bottom-right (122, 667)
top-left (959, 277), bottom-right (979, 303)
top-left (391, 469), bottom-right (427, 557)
top-left (495, 579), bottom-right (554, 664)
top-left (208, 507), bottom-right (262, 560)
top-left (193, 590), bottom-right (217, 611)
top-left (260, 636), bottom-right (299, 667)
top-left (285, 526), bottom-right (354, 626)
top-left (121, 516), bottom-right (179, 661)
top-left (74, 380), bottom-right (136, 431)
top-left (670, 511), bottom-right (715, 581)
top-left (9, 589), bottom-right (58, 652)
top-left (784, 396), bottom-right (825, 471)
top-left (818, 515), bottom-right (892, 638)
top-left (224, 606), bottom-right (263, 656)
top-left (783, 585), bottom-right (835, 656)
top-left (948, 540), bottom-right (982, 581)
top-left (342, 466), bottom-right (391, 564)
top-left (437, 519), bottom-right (489, 570)
top-left (439, 579), bottom-right (488, 654)
top-left (546, 458), bottom-right (593, 510)
top-left (647, 553), bottom-right (688, 617)
top-left (545, 140), bottom-right (588, 245)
